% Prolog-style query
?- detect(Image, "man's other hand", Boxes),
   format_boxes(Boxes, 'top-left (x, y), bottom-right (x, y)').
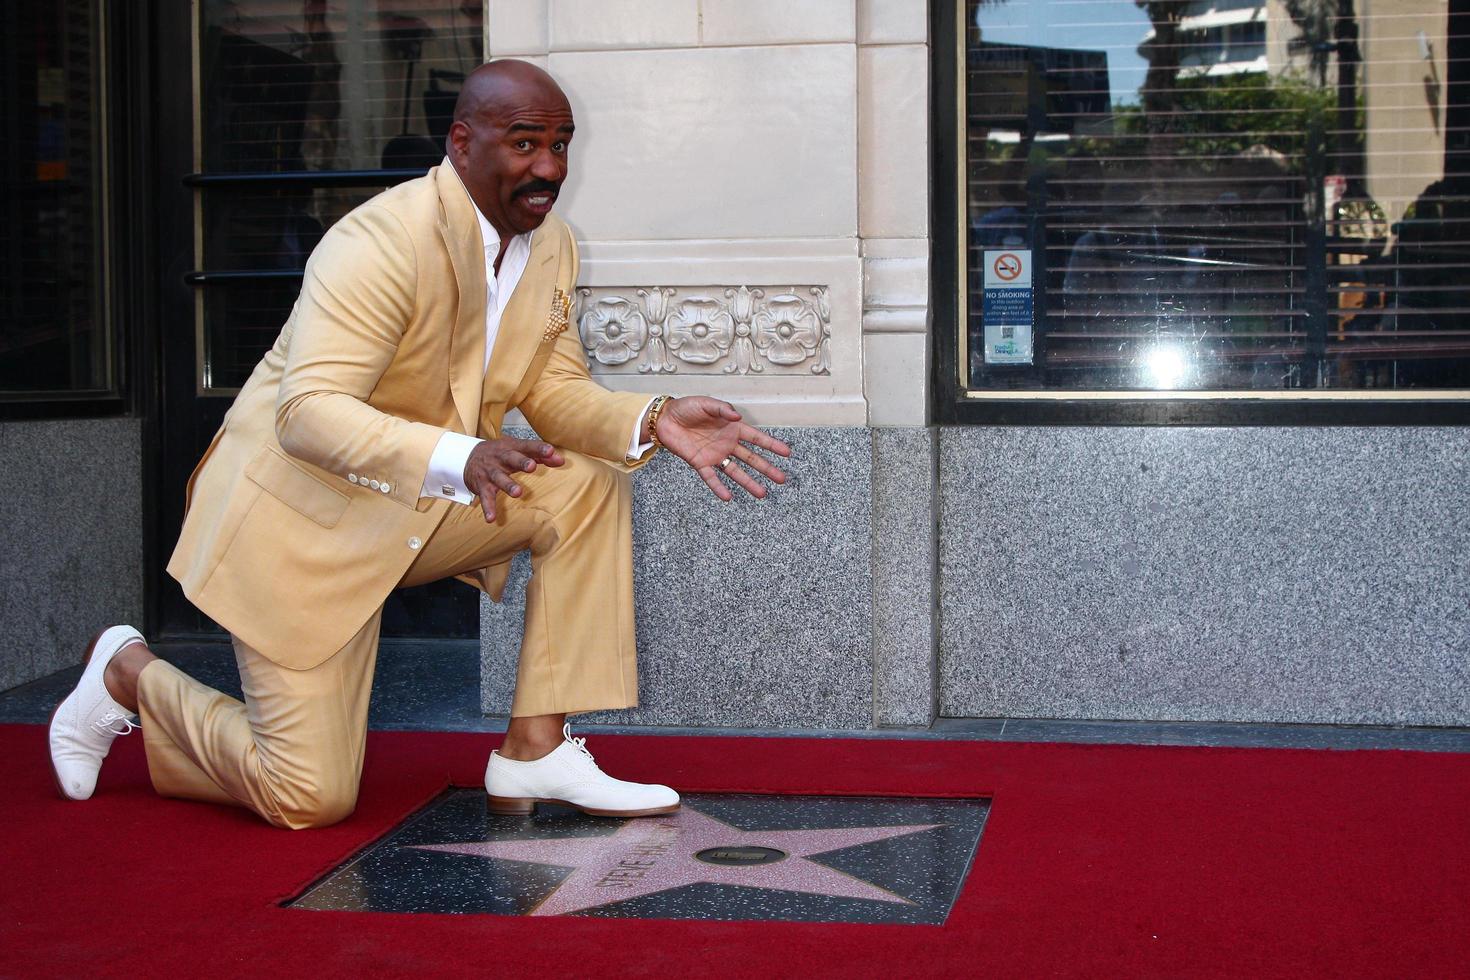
top-left (655, 396), bottom-right (791, 502)
top-left (464, 438), bottom-right (565, 522)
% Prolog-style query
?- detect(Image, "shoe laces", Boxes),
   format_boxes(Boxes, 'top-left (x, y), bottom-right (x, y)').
top-left (563, 722), bottom-right (596, 764)
top-left (93, 708), bottom-right (139, 737)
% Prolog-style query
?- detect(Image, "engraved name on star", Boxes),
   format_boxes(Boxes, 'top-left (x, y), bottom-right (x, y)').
top-left (413, 805), bottom-right (941, 917)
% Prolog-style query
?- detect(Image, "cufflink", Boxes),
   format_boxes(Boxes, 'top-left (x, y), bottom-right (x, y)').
top-left (544, 288), bottom-right (571, 341)
top-left (441, 485), bottom-right (456, 497)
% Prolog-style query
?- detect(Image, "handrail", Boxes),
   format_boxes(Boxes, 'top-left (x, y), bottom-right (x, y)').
top-left (184, 269), bottom-right (304, 286)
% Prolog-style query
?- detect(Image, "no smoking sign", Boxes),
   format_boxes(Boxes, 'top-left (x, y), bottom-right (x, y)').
top-left (981, 248), bottom-right (1033, 366)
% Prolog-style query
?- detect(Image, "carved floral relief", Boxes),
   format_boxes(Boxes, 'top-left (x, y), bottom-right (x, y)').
top-left (575, 285), bottom-right (832, 376)
top-left (578, 297), bottom-right (647, 365)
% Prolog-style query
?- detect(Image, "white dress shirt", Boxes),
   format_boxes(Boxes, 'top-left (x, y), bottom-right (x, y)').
top-left (419, 169), bottom-right (655, 505)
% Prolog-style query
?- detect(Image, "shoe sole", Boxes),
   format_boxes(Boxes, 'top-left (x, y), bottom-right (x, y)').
top-left (486, 794), bottom-right (681, 818)
top-left (47, 626), bottom-right (144, 801)
top-left (47, 627), bottom-right (109, 800)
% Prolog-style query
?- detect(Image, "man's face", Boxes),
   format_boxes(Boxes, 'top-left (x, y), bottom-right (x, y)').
top-left (449, 83), bottom-right (573, 243)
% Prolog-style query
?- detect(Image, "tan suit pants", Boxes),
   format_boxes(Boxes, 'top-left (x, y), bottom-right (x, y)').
top-left (137, 451), bottom-right (637, 829)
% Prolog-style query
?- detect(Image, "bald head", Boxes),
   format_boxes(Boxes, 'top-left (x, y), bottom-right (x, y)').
top-left (453, 60), bottom-right (570, 126)
top-left (447, 60), bottom-right (574, 249)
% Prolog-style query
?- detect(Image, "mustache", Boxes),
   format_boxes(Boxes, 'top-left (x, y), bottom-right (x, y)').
top-left (514, 179), bottom-right (561, 198)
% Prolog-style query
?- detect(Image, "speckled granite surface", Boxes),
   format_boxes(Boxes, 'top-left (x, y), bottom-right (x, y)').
top-left (482, 427), bottom-right (875, 729)
top-left (871, 427), bottom-right (936, 727)
top-left (937, 426), bottom-right (1470, 726)
top-left (0, 419), bottom-right (143, 691)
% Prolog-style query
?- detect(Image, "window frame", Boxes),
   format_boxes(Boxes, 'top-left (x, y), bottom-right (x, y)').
top-left (929, 0), bottom-right (1470, 426)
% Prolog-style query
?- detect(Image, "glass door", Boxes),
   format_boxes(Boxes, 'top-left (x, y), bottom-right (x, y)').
top-left (153, 0), bottom-right (485, 638)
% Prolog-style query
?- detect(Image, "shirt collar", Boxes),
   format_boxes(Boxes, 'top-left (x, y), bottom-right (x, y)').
top-left (445, 158), bottom-right (533, 266)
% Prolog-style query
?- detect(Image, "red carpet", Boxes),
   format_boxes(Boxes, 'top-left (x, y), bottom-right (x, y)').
top-left (3, 723), bottom-right (1467, 978)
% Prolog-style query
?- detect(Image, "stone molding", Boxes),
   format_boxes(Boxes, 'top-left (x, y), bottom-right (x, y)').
top-left (576, 285), bottom-right (833, 376)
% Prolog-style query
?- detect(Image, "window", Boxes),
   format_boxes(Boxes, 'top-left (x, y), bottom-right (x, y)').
top-left (192, 0), bottom-right (482, 392)
top-left (0, 0), bottom-right (113, 401)
top-left (934, 0), bottom-right (1470, 423)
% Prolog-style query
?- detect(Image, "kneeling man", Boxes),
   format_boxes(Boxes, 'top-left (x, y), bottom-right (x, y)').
top-left (48, 60), bottom-right (789, 829)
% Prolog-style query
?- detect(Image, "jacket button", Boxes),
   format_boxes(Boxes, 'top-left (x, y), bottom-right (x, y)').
top-left (380, 483), bottom-right (392, 494)
top-left (348, 473), bottom-right (359, 484)
top-left (369, 479), bottom-right (381, 490)
top-left (408, 536), bottom-right (422, 550)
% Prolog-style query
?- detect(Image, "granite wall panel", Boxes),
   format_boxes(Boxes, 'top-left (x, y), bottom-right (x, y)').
top-left (0, 418), bottom-right (143, 692)
top-left (482, 427), bottom-right (875, 729)
top-left (871, 426), bottom-right (936, 726)
top-left (937, 426), bottom-right (1470, 726)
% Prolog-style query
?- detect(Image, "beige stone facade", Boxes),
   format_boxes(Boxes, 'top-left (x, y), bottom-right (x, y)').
top-left (489, 0), bottom-right (929, 427)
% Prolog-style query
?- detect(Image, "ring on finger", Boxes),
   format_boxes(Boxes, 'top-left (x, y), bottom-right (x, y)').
top-left (719, 457), bottom-right (734, 471)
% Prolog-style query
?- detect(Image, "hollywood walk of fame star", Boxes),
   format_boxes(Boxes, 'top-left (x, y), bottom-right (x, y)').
top-left (412, 805), bottom-right (943, 917)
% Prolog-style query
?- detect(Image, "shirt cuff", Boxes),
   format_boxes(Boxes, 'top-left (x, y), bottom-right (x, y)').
top-left (420, 431), bottom-right (483, 504)
top-left (626, 396), bottom-right (660, 462)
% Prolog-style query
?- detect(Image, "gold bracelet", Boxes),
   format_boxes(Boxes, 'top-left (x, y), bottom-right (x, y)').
top-left (645, 394), bottom-right (673, 454)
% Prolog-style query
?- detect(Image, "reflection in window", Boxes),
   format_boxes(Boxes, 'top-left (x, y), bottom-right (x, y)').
top-left (963, 0), bottom-right (1470, 392)
top-left (199, 0), bottom-right (483, 390)
top-left (0, 0), bottom-right (109, 397)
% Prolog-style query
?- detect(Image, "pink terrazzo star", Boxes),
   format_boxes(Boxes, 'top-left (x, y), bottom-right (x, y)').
top-left (413, 805), bottom-right (941, 916)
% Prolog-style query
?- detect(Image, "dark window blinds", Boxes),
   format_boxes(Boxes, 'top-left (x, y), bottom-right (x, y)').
top-left (0, 0), bottom-right (108, 397)
top-left (964, 0), bottom-right (1470, 392)
top-left (197, 0), bottom-right (482, 390)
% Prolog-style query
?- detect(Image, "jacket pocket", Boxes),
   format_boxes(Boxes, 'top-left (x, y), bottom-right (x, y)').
top-left (244, 446), bottom-right (350, 528)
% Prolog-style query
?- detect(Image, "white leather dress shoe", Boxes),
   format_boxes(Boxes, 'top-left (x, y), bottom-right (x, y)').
top-left (485, 724), bottom-right (680, 817)
top-left (48, 625), bottom-right (146, 801)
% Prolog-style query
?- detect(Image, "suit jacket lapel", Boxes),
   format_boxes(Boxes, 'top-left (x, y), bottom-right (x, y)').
top-left (434, 164), bottom-right (488, 435)
top-left (481, 226), bottom-right (558, 406)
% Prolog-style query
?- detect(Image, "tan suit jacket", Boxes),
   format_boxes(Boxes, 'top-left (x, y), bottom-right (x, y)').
top-left (167, 164), bottom-right (651, 669)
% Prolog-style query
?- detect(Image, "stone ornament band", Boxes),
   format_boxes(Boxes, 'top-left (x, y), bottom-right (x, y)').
top-left (575, 285), bottom-right (833, 376)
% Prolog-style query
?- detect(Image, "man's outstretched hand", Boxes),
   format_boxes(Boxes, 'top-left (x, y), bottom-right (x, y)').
top-left (464, 437), bottom-right (565, 522)
top-left (652, 396), bottom-right (792, 501)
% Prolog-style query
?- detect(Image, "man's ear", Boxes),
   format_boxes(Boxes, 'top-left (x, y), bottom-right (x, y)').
top-left (447, 120), bottom-right (472, 161)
